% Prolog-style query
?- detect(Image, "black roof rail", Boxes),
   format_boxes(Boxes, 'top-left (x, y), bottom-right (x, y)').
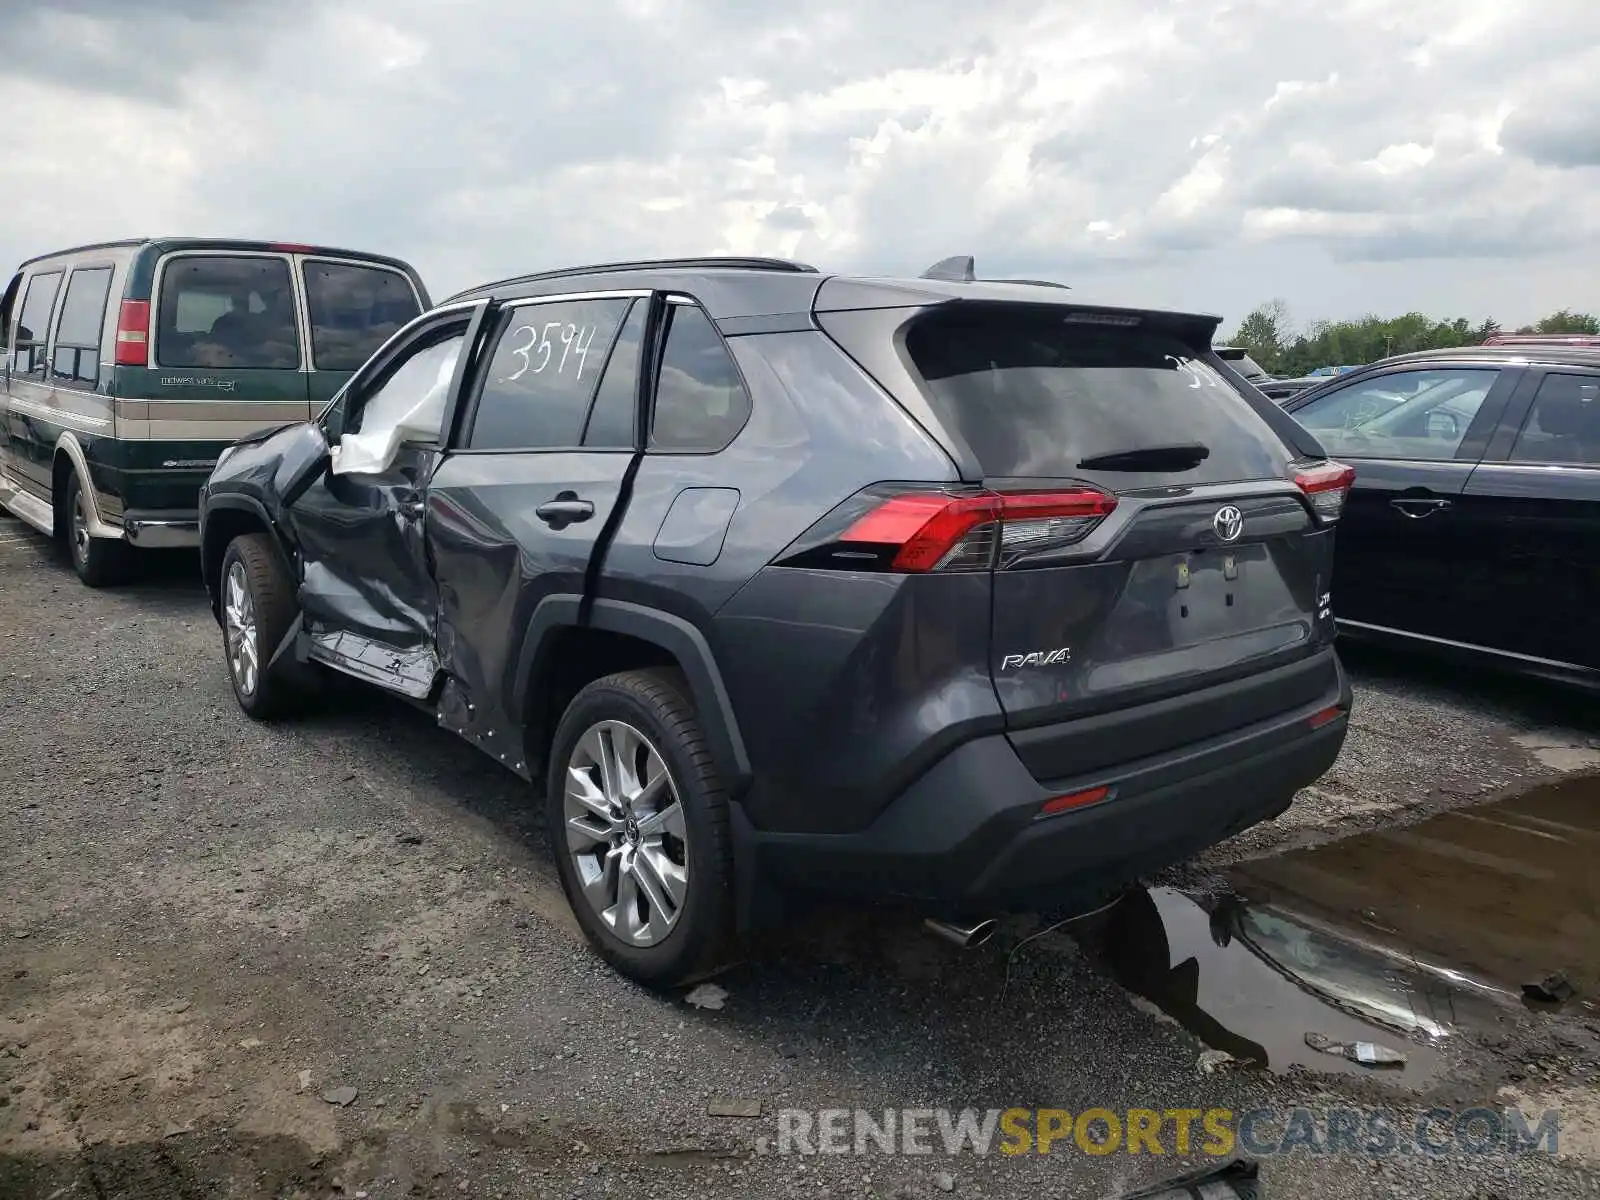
top-left (993, 278), bottom-right (1071, 290)
top-left (449, 256), bottom-right (819, 302)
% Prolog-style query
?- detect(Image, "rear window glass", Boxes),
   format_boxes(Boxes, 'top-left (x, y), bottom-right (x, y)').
top-left (304, 261), bottom-right (421, 371)
top-left (157, 256), bottom-right (299, 370)
top-left (903, 309), bottom-right (1290, 482)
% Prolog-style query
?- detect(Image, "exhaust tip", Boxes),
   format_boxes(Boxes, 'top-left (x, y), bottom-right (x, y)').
top-left (924, 917), bottom-right (1000, 949)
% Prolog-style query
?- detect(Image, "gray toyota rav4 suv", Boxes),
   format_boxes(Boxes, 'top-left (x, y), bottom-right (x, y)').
top-left (198, 255), bottom-right (1354, 986)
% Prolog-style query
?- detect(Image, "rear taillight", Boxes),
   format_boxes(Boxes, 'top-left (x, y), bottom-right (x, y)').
top-left (780, 485), bottom-right (1117, 572)
top-left (1294, 460), bottom-right (1355, 523)
top-left (114, 300), bottom-right (150, 367)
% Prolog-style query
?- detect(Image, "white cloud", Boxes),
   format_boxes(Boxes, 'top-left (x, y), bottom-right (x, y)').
top-left (2, 0), bottom-right (1599, 327)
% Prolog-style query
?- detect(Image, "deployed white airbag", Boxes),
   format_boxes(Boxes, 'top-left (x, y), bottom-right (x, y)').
top-left (332, 337), bottom-right (462, 476)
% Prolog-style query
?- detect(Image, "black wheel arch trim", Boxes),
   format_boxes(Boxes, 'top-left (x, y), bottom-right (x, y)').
top-left (513, 595), bottom-right (753, 795)
top-left (201, 495), bottom-right (297, 615)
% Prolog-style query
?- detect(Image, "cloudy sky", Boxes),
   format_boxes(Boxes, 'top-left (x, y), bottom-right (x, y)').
top-left (4, 0), bottom-right (1598, 333)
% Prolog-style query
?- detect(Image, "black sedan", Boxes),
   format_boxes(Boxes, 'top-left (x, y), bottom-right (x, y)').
top-left (1280, 345), bottom-right (1599, 689)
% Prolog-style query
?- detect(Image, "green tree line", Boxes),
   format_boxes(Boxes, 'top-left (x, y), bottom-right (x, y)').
top-left (1224, 301), bottom-right (1599, 379)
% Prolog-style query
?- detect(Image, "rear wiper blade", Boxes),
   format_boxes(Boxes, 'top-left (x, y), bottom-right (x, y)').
top-left (1076, 443), bottom-right (1211, 471)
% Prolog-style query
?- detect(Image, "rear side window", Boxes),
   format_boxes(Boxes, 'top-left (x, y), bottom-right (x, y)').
top-left (903, 308), bottom-right (1289, 481)
top-left (12, 270), bottom-right (62, 380)
top-left (304, 261), bottom-right (421, 371)
top-left (52, 267), bottom-right (113, 386)
top-left (1509, 373), bottom-right (1600, 466)
top-left (649, 303), bottom-right (750, 452)
top-left (468, 297), bottom-right (631, 450)
top-left (582, 299), bottom-right (646, 448)
top-left (156, 256), bottom-right (299, 370)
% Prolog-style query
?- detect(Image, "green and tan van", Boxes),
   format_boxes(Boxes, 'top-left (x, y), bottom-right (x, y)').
top-left (0, 238), bottom-right (430, 585)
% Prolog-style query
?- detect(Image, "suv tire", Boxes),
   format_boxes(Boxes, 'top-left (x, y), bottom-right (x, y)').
top-left (546, 669), bottom-right (736, 988)
top-left (63, 473), bottom-right (126, 588)
top-left (220, 533), bottom-right (309, 720)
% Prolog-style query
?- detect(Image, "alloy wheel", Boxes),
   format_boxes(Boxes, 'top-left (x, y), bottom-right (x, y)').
top-left (563, 719), bottom-right (690, 947)
top-left (70, 493), bottom-right (90, 567)
top-left (223, 560), bottom-right (259, 696)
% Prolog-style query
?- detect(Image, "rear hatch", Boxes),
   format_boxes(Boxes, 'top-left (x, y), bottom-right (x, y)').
top-left (820, 299), bottom-right (1350, 779)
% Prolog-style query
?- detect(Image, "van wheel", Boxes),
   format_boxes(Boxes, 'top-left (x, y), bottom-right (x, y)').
top-left (546, 669), bottom-right (736, 988)
top-left (63, 473), bottom-right (126, 588)
top-left (220, 533), bottom-right (308, 720)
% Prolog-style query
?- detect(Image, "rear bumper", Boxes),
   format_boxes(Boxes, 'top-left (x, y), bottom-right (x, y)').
top-left (744, 652), bottom-right (1351, 915)
top-left (123, 510), bottom-right (200, 549)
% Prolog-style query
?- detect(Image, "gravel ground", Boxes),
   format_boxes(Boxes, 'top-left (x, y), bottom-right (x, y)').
top-left (2, 508), bottom-right (1598, 1200)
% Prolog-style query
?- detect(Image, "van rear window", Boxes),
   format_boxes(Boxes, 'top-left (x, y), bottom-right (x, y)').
top-left (157, 256), bottom-right (299, 370)
top-left (903, 307), bottom-right (1291, 483)
top-left (304, 261), bottom-right (421, 371)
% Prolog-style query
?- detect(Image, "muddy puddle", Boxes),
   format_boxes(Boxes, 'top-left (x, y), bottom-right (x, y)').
top-left (1080, 774), bottom-right (1599, 1083)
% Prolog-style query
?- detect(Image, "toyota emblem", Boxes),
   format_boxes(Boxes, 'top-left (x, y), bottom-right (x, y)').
top-left (1213, 505), bottom-right (1243, 543)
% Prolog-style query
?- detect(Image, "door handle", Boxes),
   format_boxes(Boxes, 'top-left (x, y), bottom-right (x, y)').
top-left (1389, 497), bottom-right (1452, 519)
top-left (535, 494), bottom-right (595, 527)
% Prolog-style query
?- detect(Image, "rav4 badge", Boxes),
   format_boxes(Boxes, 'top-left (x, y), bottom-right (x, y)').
top-left (1000, 648), bottom-right (1072, 671)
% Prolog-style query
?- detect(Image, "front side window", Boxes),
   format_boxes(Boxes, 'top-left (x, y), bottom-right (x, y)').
top-left (52, 267), bottom-right (113, 387)
top-left (1293, 368), bottom-right (1498, 461)
top-left (0, 273), bottom-right (21, 350)
top-left (333, 329), bottom-right (466, 476)
top-left (649, 303), bottom-right (750, 452)
top-left (13, 270), bottom-right (62, 380)
top-left (304, 261), bottom-right (421, 371)
top-left (156, 256), bottom-right (300, 370)
top-left (1509, 373), bottom-right (1600, 467)
top-left (468, 298), bottom-right (632, 450)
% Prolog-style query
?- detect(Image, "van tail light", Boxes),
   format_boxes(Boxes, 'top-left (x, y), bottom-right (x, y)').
top-left (113, 300), bottom-right (151, 367)
top-left (775, 484), bottom-right (1118, 572)
top-left (1294, 460), bottom-right (1355, 523)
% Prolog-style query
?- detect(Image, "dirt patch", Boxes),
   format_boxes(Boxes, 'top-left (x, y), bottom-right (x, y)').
top-left (0, 952), bottom-right (359, 1192)
top-left (0, 1129), bottom-right (352, 1200)
top-left (142, 829), bottom-right (466, 937)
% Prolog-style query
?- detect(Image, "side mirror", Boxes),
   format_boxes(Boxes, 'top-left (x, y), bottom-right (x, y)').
top-left (320, 391), bottom-right (349, 444)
